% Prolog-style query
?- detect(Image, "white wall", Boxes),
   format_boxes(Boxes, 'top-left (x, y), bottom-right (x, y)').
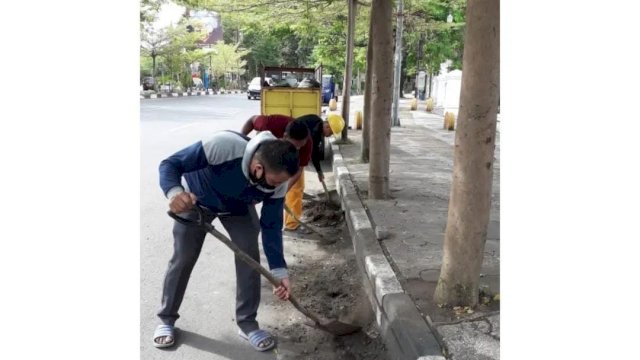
top-left (431, 61), bottom-right (462, 117)
top-left (443, 70), bottom-right (462, 117)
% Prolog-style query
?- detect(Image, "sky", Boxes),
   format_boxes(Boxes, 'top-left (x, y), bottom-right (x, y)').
top-left (153, 1), bottom-right (218, 32)
top-left (154, 1), bottom-right (186, 29)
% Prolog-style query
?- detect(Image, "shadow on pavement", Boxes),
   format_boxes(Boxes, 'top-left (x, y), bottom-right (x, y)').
top-left (176, 329), bottom-right (275, 358)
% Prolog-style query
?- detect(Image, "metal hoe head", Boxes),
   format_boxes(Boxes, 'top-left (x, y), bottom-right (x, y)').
top-left (321, 179), bottom-right (341, 207)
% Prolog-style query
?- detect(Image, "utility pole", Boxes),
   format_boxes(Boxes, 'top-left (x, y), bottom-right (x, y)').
top-left (391, 0), bottom-right (404, 127)
top-left (341, 0), bottom-right (357, 141)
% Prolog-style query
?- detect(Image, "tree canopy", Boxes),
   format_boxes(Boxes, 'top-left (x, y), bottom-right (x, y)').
top-left (140, 0), bottom-right (468, 89)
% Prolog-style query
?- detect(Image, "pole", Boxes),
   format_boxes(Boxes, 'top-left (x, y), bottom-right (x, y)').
top-left (414, 35), bottom-right (420, 98)
top-left (391, 0), bottom-right (404, 127)
top-left (341, 0), bottom-right (357, 141)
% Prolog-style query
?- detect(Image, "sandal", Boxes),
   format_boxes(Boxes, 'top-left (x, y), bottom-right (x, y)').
top-left (153, 324), bottom-right (176, 348)
top-left (238, 329), bottom-right (276, 352)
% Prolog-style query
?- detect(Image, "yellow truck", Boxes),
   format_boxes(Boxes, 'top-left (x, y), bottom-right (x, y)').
top-left (260, 66), bottom-right (322, 117)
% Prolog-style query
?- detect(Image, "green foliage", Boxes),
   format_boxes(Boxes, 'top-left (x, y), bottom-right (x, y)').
top-left (140, 55), bottom-right (154, 77)
top-left (402, 0), bottom-right (467, 75)
top-left (141, 0), bottom-right (468, 89)
top-left (209, 41), bottom-right (250, 77)
top-left (176, 0), bottom-right (352, 79)
top-left (140, 0), bottom-right (166, 27)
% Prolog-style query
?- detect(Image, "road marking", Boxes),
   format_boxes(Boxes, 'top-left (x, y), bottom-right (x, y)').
top-left (169, 122), bottom-right (201, 132)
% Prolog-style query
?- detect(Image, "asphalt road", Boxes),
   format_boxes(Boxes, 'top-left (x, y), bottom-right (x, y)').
top-left (140, 95), bottom-right (386, 360)
top-left (140, 94), bottom-right (283, 360)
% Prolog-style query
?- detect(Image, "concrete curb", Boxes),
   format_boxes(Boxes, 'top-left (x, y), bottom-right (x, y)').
top-left (140, 90), bottom-right (245, 99)
top-left (331, 143), bottom-right (444, 360)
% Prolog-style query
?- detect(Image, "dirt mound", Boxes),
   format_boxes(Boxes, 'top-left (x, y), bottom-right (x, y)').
top-left (273, 205), bottom-right (388, 359)
top-left (302, 198), bottom-right (344, 228)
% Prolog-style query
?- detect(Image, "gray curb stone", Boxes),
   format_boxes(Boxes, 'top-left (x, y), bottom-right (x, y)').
top-left (330, 143), bottom-right (443, 360)
top-left (140, 90), bottom-right (245, 99)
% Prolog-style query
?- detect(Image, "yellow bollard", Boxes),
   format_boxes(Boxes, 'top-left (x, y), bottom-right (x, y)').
top-left (355, 110), bottom-right (363, 130)
top-left (426, 98), bottom-right (434, 112)
top-left (329, 98), bottom-right (337, 111)
top-left (444, 112), bottom-right (456, 131)
top-left (410, 98), bottom-right (417, 111)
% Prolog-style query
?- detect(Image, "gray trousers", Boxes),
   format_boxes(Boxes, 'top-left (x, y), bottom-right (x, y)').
top-left (157, 206), bottom-right (262, 334)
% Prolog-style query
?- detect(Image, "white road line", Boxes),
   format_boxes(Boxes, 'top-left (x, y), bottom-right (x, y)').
top-left (169, 122), bottom-right (201, 132)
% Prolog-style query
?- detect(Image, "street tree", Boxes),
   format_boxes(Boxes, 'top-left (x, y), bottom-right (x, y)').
top-left (141, 25), bottom-right (170, 80)
top-left (368, 0), bottom-right (393, 199)
top-left (240, 27), bottom-right (283, 78)
top-left (159, 19), bottom-right (208, 87)
top-left (140, 0), bottom-right (166, 28)
top-left (395, 0), bottom-right (466, 97)
top-left (209, 41), bottom-right (250, 88)
top-left (433, 0), bottom-right (500, 307)
top-left (174, 0), bottom-right (367, 85)
top-left (361, 9), bottom-right (373, 163)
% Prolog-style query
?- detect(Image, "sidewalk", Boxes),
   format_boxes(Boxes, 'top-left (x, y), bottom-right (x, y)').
top-left (330, 96), bottom-right (500, 360)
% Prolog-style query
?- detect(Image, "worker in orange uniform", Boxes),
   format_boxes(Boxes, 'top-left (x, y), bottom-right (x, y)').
top-left (278, 113), bottom-right (344, 233)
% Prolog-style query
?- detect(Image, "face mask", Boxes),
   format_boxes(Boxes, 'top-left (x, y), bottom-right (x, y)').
top-left (251, 165), bottom-right (276, 190)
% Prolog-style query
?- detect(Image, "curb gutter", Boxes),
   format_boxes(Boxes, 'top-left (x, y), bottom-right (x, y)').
top-left (331, 143), bottom-right (445, 360)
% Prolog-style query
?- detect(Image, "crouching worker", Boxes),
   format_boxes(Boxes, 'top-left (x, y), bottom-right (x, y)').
top-left (153, 131), bottom-right (299, 352)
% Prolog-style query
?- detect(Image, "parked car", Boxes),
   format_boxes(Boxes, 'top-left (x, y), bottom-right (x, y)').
top-left (142, 77), bottom-right (155, 91)
top-left (247, 77), bottom-right (274, 100)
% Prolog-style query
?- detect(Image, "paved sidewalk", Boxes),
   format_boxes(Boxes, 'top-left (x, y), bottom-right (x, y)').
top-left (330, 96), bottom-right (500, 360)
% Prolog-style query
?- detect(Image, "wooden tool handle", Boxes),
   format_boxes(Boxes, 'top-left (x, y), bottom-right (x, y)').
top-left (206, 225), bottom-right (324, 325)
top-left (283, 204), bottom-right (324, 237)
top-left (320, 180), bottom-right (332, 202)
top-left (168, 208), bottom-right (325, 326)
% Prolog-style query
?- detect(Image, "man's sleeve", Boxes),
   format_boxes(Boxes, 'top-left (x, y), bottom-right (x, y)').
top-left (159, 141), bottom-right (209, 198)
top-left (260, 196), bottom-right (288, 278)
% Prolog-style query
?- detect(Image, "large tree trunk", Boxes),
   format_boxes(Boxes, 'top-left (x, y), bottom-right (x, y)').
top-left (361, 12), bottom-right (374, 163)
top-left (341, 0), bottom-right (357, 141)
top-left (433, 0), bottom-right (500, 307)
top-left (368, 0), bottom-right (393, 199)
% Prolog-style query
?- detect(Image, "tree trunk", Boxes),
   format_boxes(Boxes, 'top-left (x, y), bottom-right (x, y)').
top-left (368, 0), bottom-right (393, 199)
top-left (152, 54), bottom-right (157, 79)
top-left (341, 0), bottom-right (357, 141)
top-left (433, 0), bottom-right (500, 307)
top-left (361, 12), bottom-right (374, 163)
